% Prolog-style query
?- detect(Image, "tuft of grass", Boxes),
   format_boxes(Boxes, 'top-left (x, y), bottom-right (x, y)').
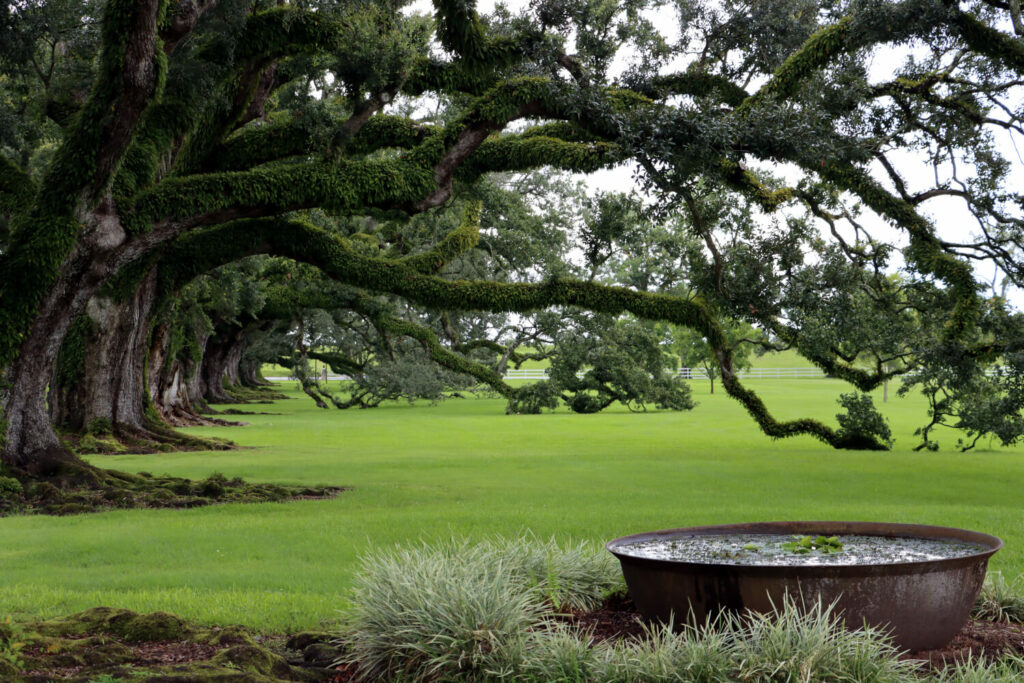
top-left (603, 619), bottom-right (735, 683)
top-left (972, 572), bottom-right (1024, 624)
top-left (928, 654), bottom-right (1024, 682)
top-left (520, 623), bottom-right (605, 682)
top-left (492, 534), bottom-right (624, 611)
top-left (730, 598), bottom-right (912, 682)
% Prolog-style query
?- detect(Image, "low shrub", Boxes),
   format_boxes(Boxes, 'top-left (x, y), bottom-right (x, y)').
top-left (0, 477), bottom-right (23, 496)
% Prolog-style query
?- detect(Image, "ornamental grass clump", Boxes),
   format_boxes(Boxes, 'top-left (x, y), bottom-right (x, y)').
top-left (728, 598), bottom-right (913, 683)
top-left (972, 572), bottom-right (1024, 624)
top-left (338, 539), bottom-right (545, 682)
top-left (928, 654), bottom-right (1024, 682)
top-left (601, 619), bottom-right (735, 683)
top-left (519, 623), bottom-right (608, 682)
top-left (493, 534), bottom-right (624, 611)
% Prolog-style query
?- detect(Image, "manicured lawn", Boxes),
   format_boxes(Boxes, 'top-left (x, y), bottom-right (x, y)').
top-left (0, 379), bottom-right (1020, 632)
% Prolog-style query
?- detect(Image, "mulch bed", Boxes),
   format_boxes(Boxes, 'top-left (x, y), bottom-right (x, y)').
top-left (906, 619), bottom-right (1024, 670)
top-left (20, 598), bottom-right (1024, 681)
top-left (558, 595), bottom-right (1024, 668)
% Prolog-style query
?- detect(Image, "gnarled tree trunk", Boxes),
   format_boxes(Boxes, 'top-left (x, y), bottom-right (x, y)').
top-left (200, 325), bottom-right (245, 403)
top-left (50, 268), bottom-right (159, 437)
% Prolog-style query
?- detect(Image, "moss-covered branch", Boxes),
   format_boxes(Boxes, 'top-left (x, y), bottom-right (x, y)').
top-left (645, 72), bottom-right (750, 107)
top-left (949, 5), bottom-right (1024, 73)
top-left (454, 339), bottom-right (550, 368)
top-left (402, 203), bottom-right (482, 274)
top-left (818, 162), bottom-right (980, 340)
top-left (457, 135), bottom-right (622, 181)
top-left (304, 350), bottom-right (365, 376)
top-left (133, 77), bottom-right (633, 229)
top-left (208, 115), bottom-right (432, 173)
top-left (380, 316), bottom-right (518, 398)
top-left (130, 158), bottom-right (435, 232)
top-left (173, 7), bottom-right (344, 176)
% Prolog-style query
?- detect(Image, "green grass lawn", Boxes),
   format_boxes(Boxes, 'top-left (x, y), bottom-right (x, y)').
top-left (0, 379), bottom-right (1020, 633)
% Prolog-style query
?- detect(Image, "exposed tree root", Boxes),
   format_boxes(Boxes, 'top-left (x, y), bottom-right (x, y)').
top-left (224, 382), bottom-right (290, 403)
top-left (0, 448), bottom-right (343, 517)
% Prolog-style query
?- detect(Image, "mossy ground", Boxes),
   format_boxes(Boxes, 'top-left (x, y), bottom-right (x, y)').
top-left (5, 607), bottom-right (341, 681)
top-left (0, 464), bottom-right (341, 517)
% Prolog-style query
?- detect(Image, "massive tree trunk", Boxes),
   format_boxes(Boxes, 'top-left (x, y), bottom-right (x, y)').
top-left (148, 323), bottom-right (231, 427)
top-left (240, 357), bottom-right (271, 387)
top-left (199, 325), bottom-right (248, 403)
top-left (50, 268), bottom-right (159, 436)
top-left (0, 241), bottom-right (123, 473)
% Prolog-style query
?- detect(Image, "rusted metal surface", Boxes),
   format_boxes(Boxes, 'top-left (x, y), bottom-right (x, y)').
top-left (606, 521), bottom-right (1003, 652)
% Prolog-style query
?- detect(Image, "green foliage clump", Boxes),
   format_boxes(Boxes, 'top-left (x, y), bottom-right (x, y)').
top-left (86, 418), bottom-right (112, 436)
top-left (0, 614), bottom-right (26, 675)
top-left (835, 392), bottom-right (893, 450)
top-left (0, 477), bottom-right (22, 496)
top-left (507, 381), bottom-right (561, 415)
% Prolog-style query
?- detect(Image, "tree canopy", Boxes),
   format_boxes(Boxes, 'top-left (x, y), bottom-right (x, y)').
top-left (3, 0), bottom-right (1024, 487)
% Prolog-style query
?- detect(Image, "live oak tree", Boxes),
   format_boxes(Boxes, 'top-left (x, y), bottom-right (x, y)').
top-left (3, 0), bottom-right (1024, 496)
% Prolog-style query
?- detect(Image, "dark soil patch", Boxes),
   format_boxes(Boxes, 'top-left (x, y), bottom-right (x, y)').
top-left (554, 593), bottom-right (646, 641)
top-left (905, 619), bottom-right (1024, 670)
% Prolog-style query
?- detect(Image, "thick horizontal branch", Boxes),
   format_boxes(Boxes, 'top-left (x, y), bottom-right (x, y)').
top-left (456, 135), bottom-right (623, 182)
top-left (401, 203), bottom-right (481, 274)
top-left (136, 79), bottom-right (635, 227)
top-left (131, 158), bottom-right (436, 232)
top-left (208, 115), bottom-right (432, 173)
top-left (644, 72), bottom-right (750, 107)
